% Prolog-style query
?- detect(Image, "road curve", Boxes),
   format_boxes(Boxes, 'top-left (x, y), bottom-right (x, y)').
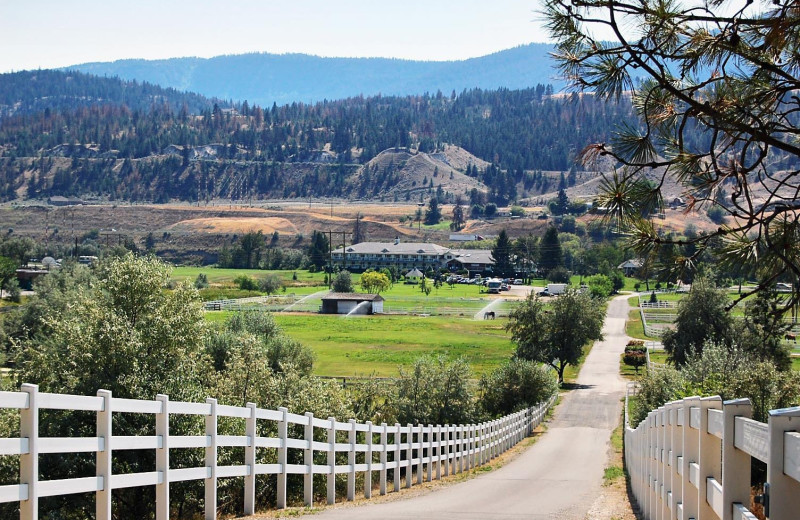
top-left (315, 294), bottom-right (632, 519)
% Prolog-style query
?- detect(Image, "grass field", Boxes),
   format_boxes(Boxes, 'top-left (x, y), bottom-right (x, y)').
top-left (206, 312), bottom-right (517, 377)
top-left (172, 267), bottom-right (327, 286)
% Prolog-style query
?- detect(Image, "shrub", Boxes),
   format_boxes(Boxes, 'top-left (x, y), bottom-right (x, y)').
top-left (623, 351), bottom-right (646, 373)
top-left (234, 274), bottom-right (259, 291)
top-left (194, 273), bottom-right (209, 289)
top-left (480, 360), bottom-right (557, 416)
top-left (332, 270), bottom-right (353, 293)
top-left (546, 266), bottom-right (570, 283)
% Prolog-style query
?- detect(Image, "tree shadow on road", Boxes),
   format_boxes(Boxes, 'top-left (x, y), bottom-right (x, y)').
top-left (560, 383), bottom-right (595, 390)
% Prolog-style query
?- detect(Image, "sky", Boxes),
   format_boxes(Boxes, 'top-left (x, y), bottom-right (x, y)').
top-left (0, 0), bottom-right (552, 73)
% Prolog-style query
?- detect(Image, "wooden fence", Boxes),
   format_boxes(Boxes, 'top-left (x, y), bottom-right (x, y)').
top-left (624, 386), bottom-right (800, 519)
top-left (0, 384), bottom-right (556, 520)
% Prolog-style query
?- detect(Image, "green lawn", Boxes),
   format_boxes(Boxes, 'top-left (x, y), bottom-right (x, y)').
top-left (172, 267), bottom-right (327, 287)
top-left (207, 312), bottom-right (517, 377)
top-left (626, 309), bottom-right (649, 341)
top-left (793, 357), bottom-right (800, 371)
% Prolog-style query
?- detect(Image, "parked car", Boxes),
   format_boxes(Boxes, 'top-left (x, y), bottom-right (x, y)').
top-left (513, 279), bottom-right (523, 285)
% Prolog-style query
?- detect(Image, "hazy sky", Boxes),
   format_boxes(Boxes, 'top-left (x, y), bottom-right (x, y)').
top-left (0, 0), bottom-right (551, 72)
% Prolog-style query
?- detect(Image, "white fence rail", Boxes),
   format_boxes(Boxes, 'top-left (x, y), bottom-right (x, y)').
top-left (0, 384), bottom-right (556, 520)
top-left (624, 388), bottom-right (800, 519)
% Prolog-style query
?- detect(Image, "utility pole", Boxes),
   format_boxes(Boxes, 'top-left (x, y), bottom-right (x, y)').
top-left (326, 230), bottom-right (351, 288)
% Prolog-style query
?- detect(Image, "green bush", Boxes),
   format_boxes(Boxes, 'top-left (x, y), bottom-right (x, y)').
top-left (480, 360), bottom-right (557, 416)
top-left (234, 274), bottom-right (259, 291)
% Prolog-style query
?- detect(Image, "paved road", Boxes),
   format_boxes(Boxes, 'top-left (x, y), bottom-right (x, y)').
top-left (316, 294), bottom-right (632, 519)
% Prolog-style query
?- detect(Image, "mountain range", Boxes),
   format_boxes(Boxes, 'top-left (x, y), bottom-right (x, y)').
top-left (65, 44), bottom-right (561, 107)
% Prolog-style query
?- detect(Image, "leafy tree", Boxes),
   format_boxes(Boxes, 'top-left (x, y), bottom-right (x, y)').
top-left (194, 272), bottom-right (209, 289)
top-left (584, 274), bottom-right (613, 298)
top-left (234, 274), bottom-right (259, 291)
top-left (424, 196), bottom-right (442, 225)
top-left (507, 288), bottom-right (604, 382)
top-left (0, 236), bottom-right (36, 266)
top-left (352, 212), bottom-right (366, 244)
top-left (259, 273), bottom-right (282, 295)
top-left (546, 266), bottom-right (570, 284)
top-left (623, 344), bottom-right (646, 374)
top-left (491, 229), bottom-right (514, 278)
top-left (538, 226), bottom-right (563, 275)
top-left (544, 0), bottom-right (800, 305)
top-left (450, 195), bottom-right (466, 231)
top-left (419, 275), bottom-right (432, 297)
top-left (360, 270), bottom-right (390, 294)
top-left (12, 254), bottom-right (212, 518)
top-left (332, 270), bottom-right (353, 292)
top-left (0, 255), bottom-right (16, 295)
top-left (307, 230), bottom-right (329, 271)
top-left (662, 277), bottom-right (733, 366)
top-left (212, 310), bottom-right (314, 376)
top-left (479, 359), bottom-right (557, 416)
top-left (395, 355), bottom-right (476, 425)
top-left (483, 203), bottom-right (497, 219)
top-left (510, 205), bottom-right (525, 217)
top-left (737, 288), bottom-right (793, 370)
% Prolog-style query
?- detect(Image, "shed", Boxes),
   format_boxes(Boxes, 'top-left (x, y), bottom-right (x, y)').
top-left (320, 293), bottom-right (384, 315)
top-left (405, 268), bottom-right (423, 284)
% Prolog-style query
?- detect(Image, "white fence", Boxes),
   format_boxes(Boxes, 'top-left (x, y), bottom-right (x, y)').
top-left (624, 387), bottom-right (800, 519)
top-left (0, 384), bottom-right (556, 520)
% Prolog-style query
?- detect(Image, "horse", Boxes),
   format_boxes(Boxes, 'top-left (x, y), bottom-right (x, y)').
top-left (484, 311), bottom-right (496, 320)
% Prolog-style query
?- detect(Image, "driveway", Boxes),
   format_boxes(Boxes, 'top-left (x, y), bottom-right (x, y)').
top-left (313, 294), bottom-right (632, 519)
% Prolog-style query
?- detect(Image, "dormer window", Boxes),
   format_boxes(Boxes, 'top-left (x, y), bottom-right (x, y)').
top-left (347, 248), bottom-right (355, 252)
top-left (381, 248), bottom-right (389, 253)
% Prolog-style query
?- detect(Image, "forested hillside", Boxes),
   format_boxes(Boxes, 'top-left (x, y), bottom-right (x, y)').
top-left (67, 44), bottom-right (560, 107)
top-left (0, 69), bottom-right (640, 203)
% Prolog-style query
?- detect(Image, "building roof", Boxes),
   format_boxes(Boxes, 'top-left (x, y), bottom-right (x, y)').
top-left (618, 259), bottom-right (644, 269)
top-left (406, 268), bottom-right (423, 277)
top-left (332, 242), bottom-right (452, 256)
top-left (449, 249), bottom-right (495, 265)
top-left (321, 292), bottom-right (385, 302)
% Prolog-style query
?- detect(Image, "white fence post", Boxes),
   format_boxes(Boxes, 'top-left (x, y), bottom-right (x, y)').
top-left (277, 406), bottom-right (288, 509)
top-left (326, 416), bottom-right (336, 505)
top-left (244, 402), bottom-right (256, 515)
top-left (436, 425), bottom-right (443, 479)
top-left (767, 406), bottom-right (800, 518)
top-left (681, 396), bottom-right (700, 520)
top-left (347, 418), bottom-right (356, 500)
top-left (668, 403), bottom-right (681, 516)
top-left (155, 393), bottom-right (170, 520)
top-left (405, 423), bottom-right (413, 488)
top-left (393, 423), bottom-right (401, 492)
top-left (205, 397), bottom-right (218, 520)
top-left (304, 411), bottom-right (315, 506)
top-left (699, 396), bottom-right (722, 519)
top-left (20, 383), bottom-right (39, 520)
top-left (426, 425), bottom-right (433, 482)
top-left (380, 423), bottom-right (388, 495)
top-left (96, 389), bottom-right (112, 520)
top-left (722, 398), bottom-right (751, 520)
top-left (443, 425), bottom-right (450, 476)
top-left (364, 420), bottom-right (373, 499)
top-left (416, 426), bottom-right (423, 485)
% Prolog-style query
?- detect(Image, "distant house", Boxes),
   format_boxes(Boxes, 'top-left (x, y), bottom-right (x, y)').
top-left (47, 196), bottom-right (84, 206)
top-left (618, 259), bottom-right (644, 276)
top-left (405, 268), bottom-right (423, 284)
top-left (449, 233), bottom-right (482, 241)
top-left (447, 250), bottom-right (495, 276)
top-left (320, 293), bottom-right (384, 315)
top-left (331, 240), bottom-right (455, 272)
